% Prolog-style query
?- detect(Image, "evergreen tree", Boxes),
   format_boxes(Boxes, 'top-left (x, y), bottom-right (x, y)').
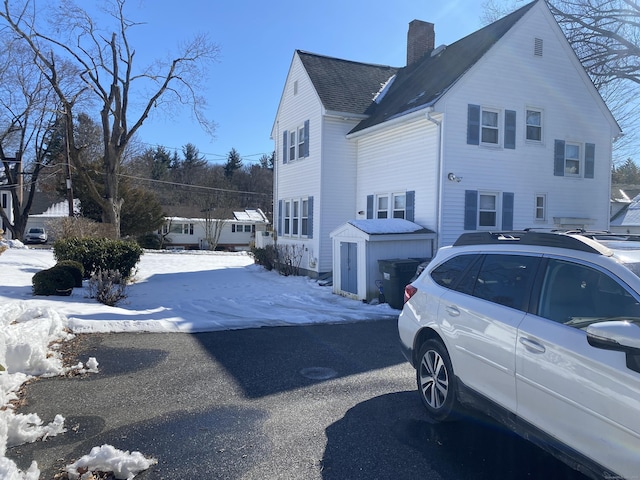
top-left (224, 148), bottom-right (243, 178)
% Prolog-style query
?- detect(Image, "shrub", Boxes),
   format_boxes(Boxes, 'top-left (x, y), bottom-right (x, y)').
top-left (45, 216), bottom-right (109, 240)
top-left (32, 265), bottom-right (76, 296)
top-left (250, 245), bottom-right (277, 271)
top-left (54, 237), bottom-right (142, 279)
top-left (87, 269), bottom-right (127, 306)
top-left (55, 260), bottom-right (85, 287)
top-left (137, 232), bottom-right (162, 249)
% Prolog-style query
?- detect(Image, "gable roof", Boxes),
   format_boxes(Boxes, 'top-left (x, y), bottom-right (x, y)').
top-left (611, 193), bottom-right (640, 227)
top-left (297, 51), bottom-right (398, 115)
top-left (350, 0), bottom-right (538, 134)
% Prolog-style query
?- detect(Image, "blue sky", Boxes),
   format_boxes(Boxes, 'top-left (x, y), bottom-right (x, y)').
top-left (126, 0), bottom-right (486, 164)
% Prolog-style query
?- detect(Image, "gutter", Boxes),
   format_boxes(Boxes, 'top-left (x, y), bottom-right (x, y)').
top-left (425, 106), bottom-right (443, 250)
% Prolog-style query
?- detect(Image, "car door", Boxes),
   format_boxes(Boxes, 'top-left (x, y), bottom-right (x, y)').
top-left (516, 258), bottom-right (640, 478)
top-left (440, 253), bottom-right (539, 413)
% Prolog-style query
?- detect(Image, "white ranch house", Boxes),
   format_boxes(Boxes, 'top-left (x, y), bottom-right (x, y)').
top-left (160, 209), bottom-right (269, 251)
top-left (271, 0), bottom-right (621, 302)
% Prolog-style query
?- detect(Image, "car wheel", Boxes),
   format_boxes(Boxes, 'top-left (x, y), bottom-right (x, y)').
top-left (416, 339), bottom-right (458, 421)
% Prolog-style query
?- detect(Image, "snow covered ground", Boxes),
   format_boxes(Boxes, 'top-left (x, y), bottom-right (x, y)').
top-left (0, 242), bottom-right (397, 479)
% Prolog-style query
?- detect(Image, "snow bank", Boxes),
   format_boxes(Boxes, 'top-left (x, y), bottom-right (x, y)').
top-left (65, 445), bottom-right (158, 480)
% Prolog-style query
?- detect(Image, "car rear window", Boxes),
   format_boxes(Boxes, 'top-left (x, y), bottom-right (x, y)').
top-left (431, 254), bottom-right (479, 288)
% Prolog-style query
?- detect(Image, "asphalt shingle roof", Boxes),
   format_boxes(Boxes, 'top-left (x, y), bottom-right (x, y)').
top-left (297, 51), bottom-right (399, 115)
top-left (350, 0), bottom-right (537, 133)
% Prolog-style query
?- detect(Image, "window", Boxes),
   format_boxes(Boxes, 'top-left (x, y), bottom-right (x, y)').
top-left (167, 223), bottom-right (194, 235)
top-left (284, 201), bottom-right (291, 235)
top-left (377, 196), bottom-right (389, 219)
top-left (393, 194), bottom-right (406, 219)
top-left (298, 125), bottom-right (305, 158)
top-left (481, 108), bottom-right (499, 144)
top-left (292, 200), bottom-right (299, 235)
top-left (565, 143), bottom-right (581, 175)
top-left (538, 259), bottom-right (640, 325)
top-left (526, 109), bottom-right (542, 141)
top-left (301, 199), bottom-right (309, 236)
top-left (279, 196), bottom-right (313, 238)
top-left (289, 131), bottom-right (296, 162)
top-left (535, 194), bottom-right (546, 221)
top-left (431, 254), bottom-right (480, 289)
top-left (479, 193), bottom-right (498, 228)
top-left (471, 254), bottom-right (538, 310)
top-left (375, 193), bottom-right (406, 219)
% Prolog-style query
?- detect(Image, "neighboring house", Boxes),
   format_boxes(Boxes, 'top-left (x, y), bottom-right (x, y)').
top-left (271, 0), bottom-right (621, 301)
top-left (160, 209), bottom-right (269, 251)
top-left (610, 193), bottom-right (640, 235)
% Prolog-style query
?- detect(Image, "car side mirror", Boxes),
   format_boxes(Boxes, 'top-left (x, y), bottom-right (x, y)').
top-left (587, 321), bottom-right (640, 374)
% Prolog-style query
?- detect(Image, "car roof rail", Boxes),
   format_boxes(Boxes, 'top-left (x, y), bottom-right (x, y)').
top-left (453, 231), bottom-right (610, 254)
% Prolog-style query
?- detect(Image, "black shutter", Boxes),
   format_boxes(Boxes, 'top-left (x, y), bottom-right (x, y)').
top-left (467, 104), bottom-right (480, 145)
top-left (307, 196), bottom-right (314, 238)
top-left (304, 120), bottom-right (310, 157)
top-left (554, 140), bottom-right (565, 176)
top-left (502, 192), bottom-right (514, 230)
top-left (406, 191), bottom-right (415, 222)
top-left (585, 143), bottom-right (595, 179)
top-left (283, 132), bottom-right (288, 164)
top-left (504, 110), bottom-right (516, 149)
top-left (366, 195), bottom-right (374, 219)
top-left (464, 190), bottom-right (478, 230)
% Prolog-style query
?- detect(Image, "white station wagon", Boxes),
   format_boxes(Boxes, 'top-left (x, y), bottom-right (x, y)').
top-left (398, 231), bottom-right (640, 480)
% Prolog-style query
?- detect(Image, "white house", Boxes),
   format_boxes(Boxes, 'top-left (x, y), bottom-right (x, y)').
top-left (294, 0), bottom-right (621, 297)
top-left (160, 209), bottom-right (269, 251)
top-left (272, 0), bottom-right (620, 300)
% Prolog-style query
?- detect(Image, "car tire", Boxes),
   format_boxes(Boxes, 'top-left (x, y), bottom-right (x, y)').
top-left (416, 339), bottom-right (458, 422)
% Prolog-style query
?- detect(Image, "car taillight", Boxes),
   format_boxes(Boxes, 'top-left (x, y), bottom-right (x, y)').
top-left (404, 284), bottom-right (417, 304)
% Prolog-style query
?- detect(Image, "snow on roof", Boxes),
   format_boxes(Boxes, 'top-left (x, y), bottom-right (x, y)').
top-left (233, 209), bottom-right (268, 222)
top-left (348, 218), bottom-right (430, 234)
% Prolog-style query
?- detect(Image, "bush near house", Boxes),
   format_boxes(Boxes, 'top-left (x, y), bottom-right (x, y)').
top-left (55, 260), bottom-right (85, 287)
top-left (53, 237), bottom-right (142, 279)
top-left (32, 265), bottom-right (76, 296)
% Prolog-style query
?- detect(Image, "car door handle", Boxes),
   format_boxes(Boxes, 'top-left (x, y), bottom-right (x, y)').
top-left (445, 305), bottom-right (460, 316)
top-left (519, 337), bottom-right (546, 354)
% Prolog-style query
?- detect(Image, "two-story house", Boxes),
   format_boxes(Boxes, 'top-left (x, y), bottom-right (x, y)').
top-left (271, 0), bottom-right (621, 301)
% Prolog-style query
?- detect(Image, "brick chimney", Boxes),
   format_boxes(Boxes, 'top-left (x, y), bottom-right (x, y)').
top-left (407, 20), bottom-right (435, 65)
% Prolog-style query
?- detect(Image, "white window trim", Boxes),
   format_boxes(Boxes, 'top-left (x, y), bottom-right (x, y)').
top-left (297, 125), bottom-right (305, 158)
top-left (375, 193), bottom-right (407, 219)
top-left (478, 192), bottom-right (500, 229)
top-left (535, 193), bottom-right (547, 221)
top-left (289, 131), bottom-right (296, 162)
top-left (525, 107), bottom-right (543, 143)
top-left (481, 107), bottom-right (501, 146)
top-left (283, 197), bottom-right (311, 238)
top-left (564, 142), bottom-right (582, 176)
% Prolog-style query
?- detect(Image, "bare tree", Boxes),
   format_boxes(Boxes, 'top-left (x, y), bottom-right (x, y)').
top-left (0, 0), bottom-right (220, 238)
top-left (482, 0), bottom-right (640, 162)
top-left (0, 36), bottom-right (62, 240)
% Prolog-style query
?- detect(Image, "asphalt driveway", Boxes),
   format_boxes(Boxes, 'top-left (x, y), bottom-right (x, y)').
top-left (8, 319), bottom-right (588, 479)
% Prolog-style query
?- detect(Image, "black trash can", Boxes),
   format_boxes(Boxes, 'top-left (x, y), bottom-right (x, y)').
top-left (378, 258), bottom-right (421, 310)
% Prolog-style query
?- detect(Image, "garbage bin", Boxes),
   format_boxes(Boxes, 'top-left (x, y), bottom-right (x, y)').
top-left (378, 258), bottom-right (421, 310)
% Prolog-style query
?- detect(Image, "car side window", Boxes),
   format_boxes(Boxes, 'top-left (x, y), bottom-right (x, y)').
top-left (469, 254), bottom-right (539, 310)
top-left (538, 259), bottom-right (640, 326)
top-left (430, 254), bottom-right (479, 289)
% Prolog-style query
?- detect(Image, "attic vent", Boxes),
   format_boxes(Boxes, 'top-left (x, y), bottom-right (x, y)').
top-left (534, 37), bottom-right (543, 56)
top-left (294, 80), bottom-right (298, 95)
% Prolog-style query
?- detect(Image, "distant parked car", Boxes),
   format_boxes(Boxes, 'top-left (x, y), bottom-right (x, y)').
top-left (24, 227), bottom-right (48, 244)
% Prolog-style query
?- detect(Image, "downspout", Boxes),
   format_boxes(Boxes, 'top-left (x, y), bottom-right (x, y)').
top-left (426, 107), bottom-right (443, 251)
